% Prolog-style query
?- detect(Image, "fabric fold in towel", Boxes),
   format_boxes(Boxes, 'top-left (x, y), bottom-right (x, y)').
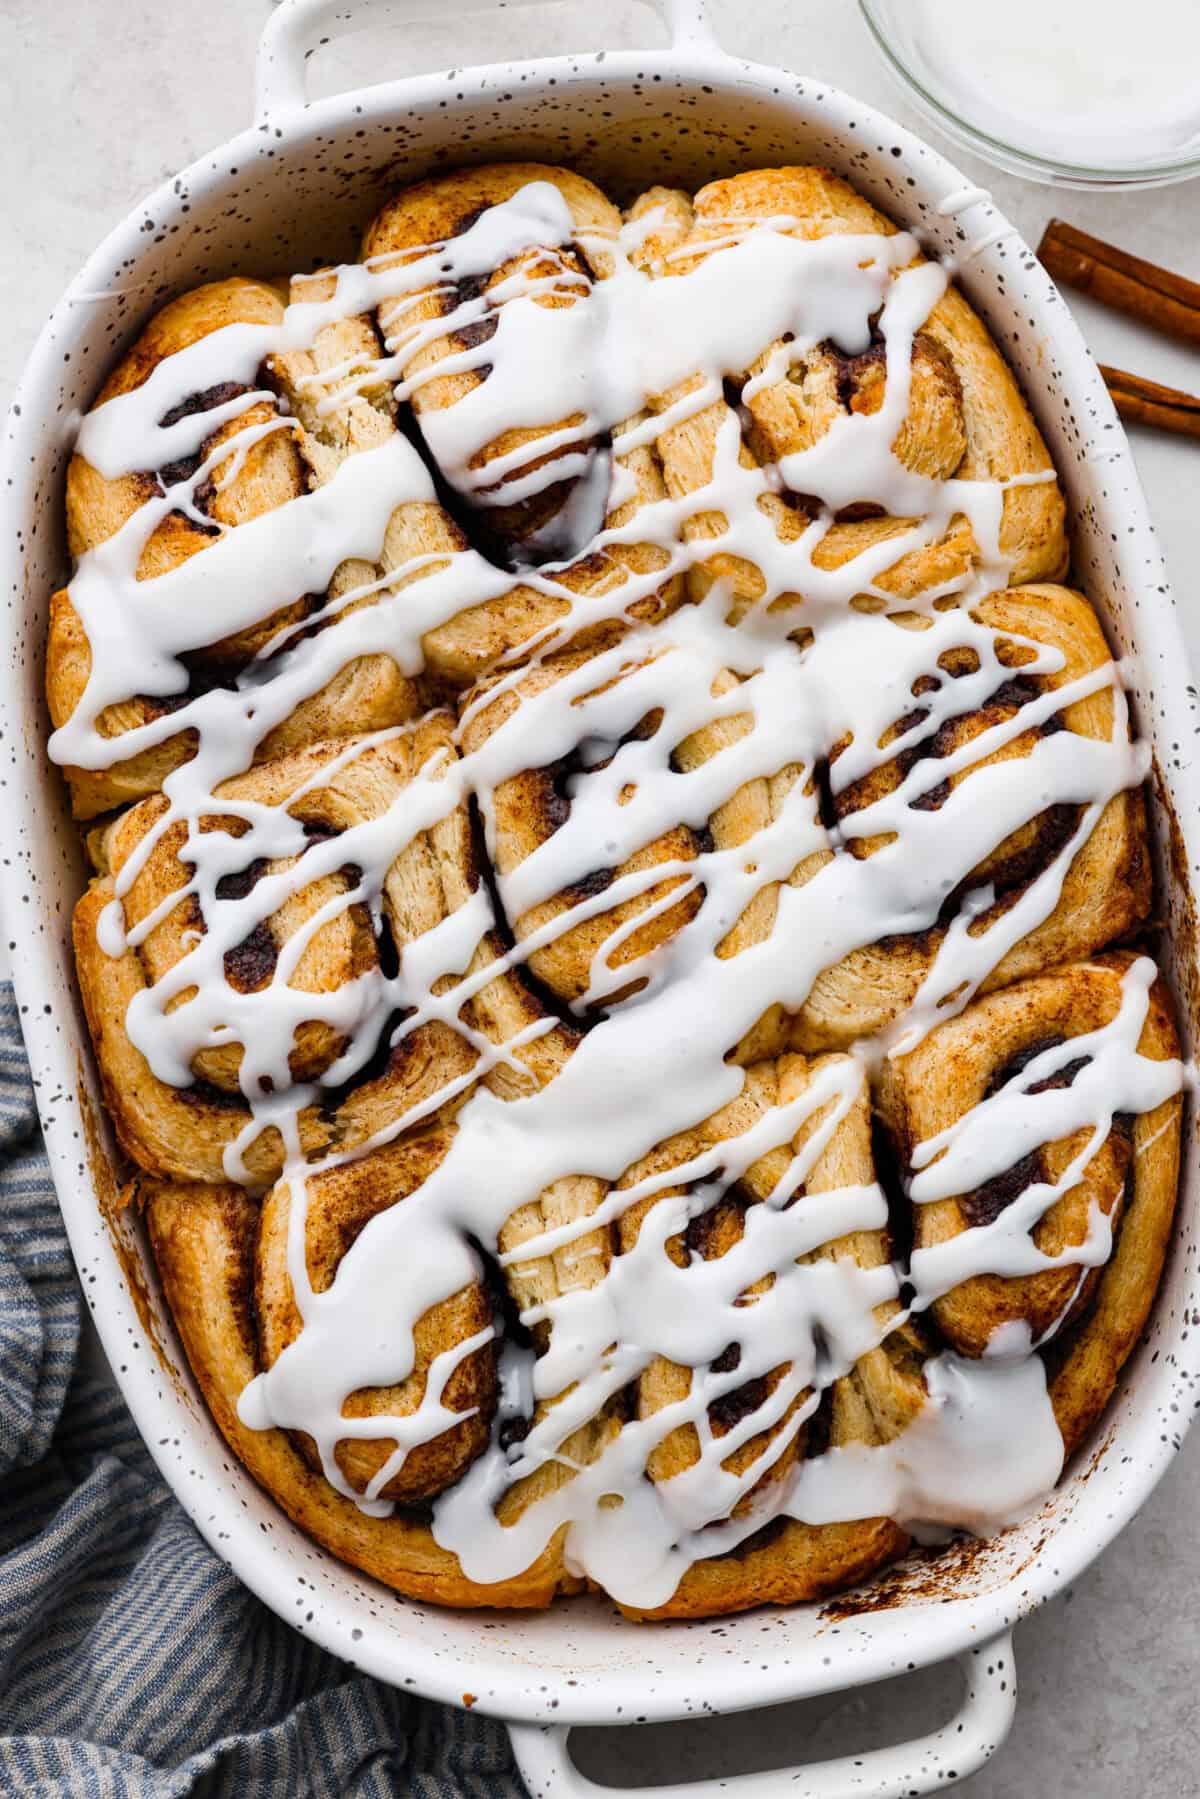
top-left (0, 984), bottom-right (522, 1798)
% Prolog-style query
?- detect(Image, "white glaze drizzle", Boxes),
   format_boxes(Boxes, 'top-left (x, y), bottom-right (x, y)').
top-left (51, 179), bottom-right (1183, 1607)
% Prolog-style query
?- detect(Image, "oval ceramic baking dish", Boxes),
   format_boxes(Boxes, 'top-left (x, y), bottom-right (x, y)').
top-left (3, 2), bottom-right (1199, 1793)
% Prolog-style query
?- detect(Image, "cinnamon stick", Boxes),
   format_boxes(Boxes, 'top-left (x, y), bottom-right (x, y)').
top-left (1038, 220), bottom-right (1200, 347)
top-left (1100, 365), bottom-right (1200, 441)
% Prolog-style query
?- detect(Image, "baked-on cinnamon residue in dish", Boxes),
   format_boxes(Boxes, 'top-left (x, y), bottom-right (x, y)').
top-left (48, 164), bottom-right (1185, 1618)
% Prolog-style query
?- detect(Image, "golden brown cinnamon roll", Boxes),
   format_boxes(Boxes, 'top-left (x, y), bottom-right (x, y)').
top-left (791, 584), bottom-right (1150, 1048)
top-left (139, 951), bottom-right (622, 1604)
top-left (645, 167), bottom-right (1067, 610)
top-left (618, 1051), bottom-right (925, 1621)
top-left (877, 952), bottom-right (1182, 1454)
top-left (459, 644), bottom-right (704, 1013)
top-left (364, 164), bottom-right (621, 553)
top-left (459, 649), bottom-right (818, 1061)
top-left (73, 718), bottom-right (478, 1186)
top-left (361, 163), bottom-right (682, 682)
top-left (144, 1180), bottom-right (564, 1609)
top-left (255, 1129), bottom-right (498, 1504)
top-left (49, 277), bottom-right (422, 818)
top-left (617, 1060), bottom-right (806, 1512)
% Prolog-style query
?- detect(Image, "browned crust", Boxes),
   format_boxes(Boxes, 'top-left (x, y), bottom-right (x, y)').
top-left (618, 1515), bottom-right (910, 1622)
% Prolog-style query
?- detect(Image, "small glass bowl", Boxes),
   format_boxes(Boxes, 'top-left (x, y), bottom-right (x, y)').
top-left (858, 0), bottom-right (1200, 190)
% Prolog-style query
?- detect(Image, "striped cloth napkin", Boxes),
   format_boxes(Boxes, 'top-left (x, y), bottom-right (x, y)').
top-left (0, 984), bottom-right (526, 1797)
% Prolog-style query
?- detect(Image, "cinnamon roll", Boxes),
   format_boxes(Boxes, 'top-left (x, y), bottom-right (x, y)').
top-left (460, 646), bottom-right (815, 1060)
top-left (48, 278), bottom-right (424, 818)
top-left (255, 1129), bottom-right (498, 1505)
top-left (877, 952), bottom-right (1182, 1455)
top-left (73, 717), bottom-right (479, 1185)
top-left (790, 582), bottom-right (1151, 1049)
top-left (143, 1179), bottom-right (566, 1609)
top-left (361, 164), bottom-right (682, 682)
top-left (616, 1052), bottom-right (927, 1620)
top-left (643, 167), bottom-right (1067, 614)
top-left (48, 158), bottom-right (1184, 1621)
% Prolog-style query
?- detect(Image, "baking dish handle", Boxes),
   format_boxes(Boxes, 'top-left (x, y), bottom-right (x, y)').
top-left (255, 0), bottom-right (718, 123)
top-left (508, 1631), bottom-right (1016, 1799)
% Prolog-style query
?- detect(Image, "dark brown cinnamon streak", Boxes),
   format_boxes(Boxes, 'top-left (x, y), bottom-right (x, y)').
top-left (1038, 220), bottom-right (1200, 347)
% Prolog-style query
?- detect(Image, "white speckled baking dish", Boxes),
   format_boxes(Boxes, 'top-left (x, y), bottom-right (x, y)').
top-left (3, 2), bottom-right (1199, 1792)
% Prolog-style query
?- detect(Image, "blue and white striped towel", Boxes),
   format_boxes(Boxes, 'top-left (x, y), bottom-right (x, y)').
top-left (0, 984), bottom-right (526, 1797)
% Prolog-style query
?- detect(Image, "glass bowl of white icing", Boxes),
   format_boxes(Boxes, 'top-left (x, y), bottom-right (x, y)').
top-left (859, 0), bottom-right (1200, 188)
